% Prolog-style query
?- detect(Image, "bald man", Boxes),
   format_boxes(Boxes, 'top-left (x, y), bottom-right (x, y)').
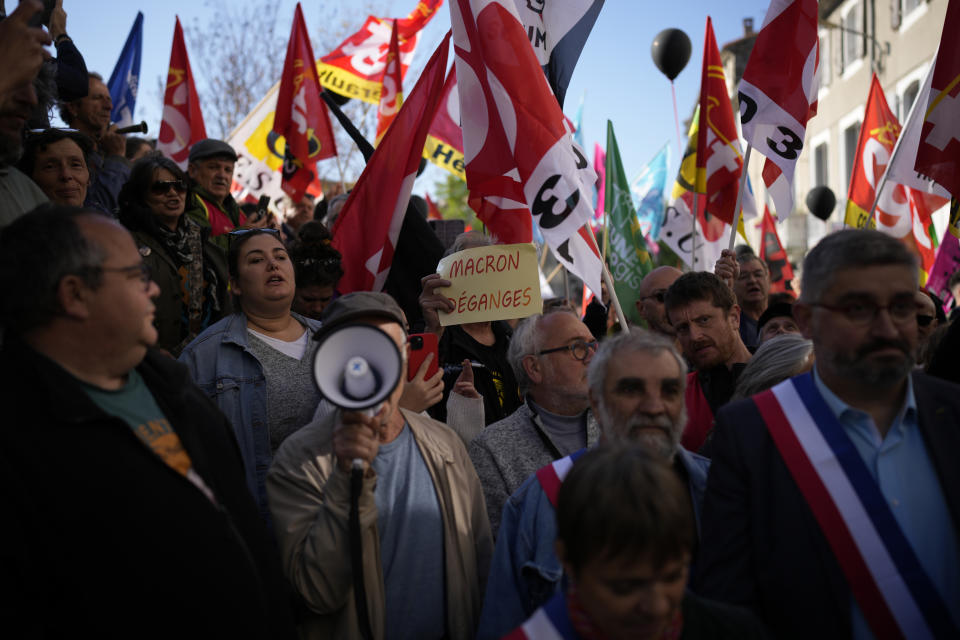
top-left (635, 266), bottom-right (682, 337)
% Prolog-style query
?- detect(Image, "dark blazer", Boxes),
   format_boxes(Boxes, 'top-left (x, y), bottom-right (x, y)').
top-left (695, 372), bottom-right (960, 639)
top-left (0, 340), bottom-right (296, 638)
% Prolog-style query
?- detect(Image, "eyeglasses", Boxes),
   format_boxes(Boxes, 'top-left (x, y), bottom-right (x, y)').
top-left (917, 315), bottom-right (936, 327)
top-left (640, 291), bottom-right (666, 304)
top-left (812, 297), bottom-right (917, 326)
top-left (537, 338), bottom-right (598, 362)
top-left (101, 262), bottom-right (152, 291)
top-left (150, 180), bottom-right (187, 195)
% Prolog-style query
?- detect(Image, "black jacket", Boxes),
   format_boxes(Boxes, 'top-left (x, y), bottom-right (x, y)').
top-left (0, 341), bottom-right (296, 638)
top-left (695, 372), bottom-right (960, 639)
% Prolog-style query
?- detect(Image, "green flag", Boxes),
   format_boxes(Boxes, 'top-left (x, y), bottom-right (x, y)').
top-left (604, 120), bottom-right (653, 325)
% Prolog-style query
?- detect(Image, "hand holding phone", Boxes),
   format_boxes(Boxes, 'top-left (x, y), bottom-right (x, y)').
top-left (407, 332), bottom-right (439, 382)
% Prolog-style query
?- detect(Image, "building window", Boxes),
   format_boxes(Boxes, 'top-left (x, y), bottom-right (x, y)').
top-left (840, 1), bottom-right (863, 73)
top-left (844, 121), bottom-right (861, 187)
top-left (820, 32), bottom-right (831, 88)
top-left (901, 80), bottom-right (920, 120)
top-left (903, 0), bottom-right (922, 15)
top-left (814, 142), bottom-right (829, 187)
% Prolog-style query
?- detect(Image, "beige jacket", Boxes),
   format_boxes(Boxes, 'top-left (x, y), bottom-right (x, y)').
top-left (267, 408), bottom-right (493, 639)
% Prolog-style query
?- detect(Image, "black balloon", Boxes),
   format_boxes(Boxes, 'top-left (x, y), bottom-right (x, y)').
top-left (651, 29), bottom-right (692, 81)
top-left (806, 186), bottom-right (837, 221)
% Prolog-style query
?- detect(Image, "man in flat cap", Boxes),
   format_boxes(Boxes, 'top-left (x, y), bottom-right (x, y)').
top-left (267, 291), bottom-right (492, 640)
top-left (184, 138), bottom-right (250, 250)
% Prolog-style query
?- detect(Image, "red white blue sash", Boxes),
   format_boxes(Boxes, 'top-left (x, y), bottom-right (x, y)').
top-left (503, 592), bottom-right (580, 640)
top-left (754, 372), bottom-right (958, 640)
top-left (535, 449), bottom-right (587, 509)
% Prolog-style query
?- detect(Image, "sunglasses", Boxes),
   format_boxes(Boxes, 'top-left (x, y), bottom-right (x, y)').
top-left (641, 291), bottom-right (666, 304)
top-left (150, 180), bottom-right (188, 195)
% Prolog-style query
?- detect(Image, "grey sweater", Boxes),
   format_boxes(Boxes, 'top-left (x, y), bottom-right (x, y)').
top-left (467, 400), bottom-right (600, 537)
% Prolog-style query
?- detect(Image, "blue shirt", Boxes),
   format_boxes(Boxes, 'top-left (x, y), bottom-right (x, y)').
top-left (372, 423), bottom-right (446, 640)
top-left (813, 369), bottom-right (960, 638)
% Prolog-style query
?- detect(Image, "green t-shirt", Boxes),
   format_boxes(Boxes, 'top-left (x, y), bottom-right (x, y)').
top-left (82, 369), bottom-right (214, 502)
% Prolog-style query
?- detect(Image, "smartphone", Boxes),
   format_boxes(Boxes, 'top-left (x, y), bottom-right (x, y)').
top-left (407, 332), bottom-right (439, 382)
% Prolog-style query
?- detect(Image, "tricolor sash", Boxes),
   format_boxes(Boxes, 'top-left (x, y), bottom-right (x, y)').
top-left (503, 592), bottom-right (580, 640)
top-left (754, 373), bottom-right (958, 640)
top-left (535, 449), bottom-right (587, 509)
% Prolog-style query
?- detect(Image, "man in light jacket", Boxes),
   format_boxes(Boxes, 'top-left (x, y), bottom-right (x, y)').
top-left (267, 291), bottom-right (493, 640)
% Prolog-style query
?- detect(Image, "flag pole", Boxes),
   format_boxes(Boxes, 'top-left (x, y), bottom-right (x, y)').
top-left (582, 225), bottom-right (630, 333)
top-left (865, 178), bottom-right (888, 229)
top-left (728, 143), bottom-right (753, 251)
top-left (690, 191), bottom-right (699, 271)
top-left (670, 82), bottom-right (684, 157)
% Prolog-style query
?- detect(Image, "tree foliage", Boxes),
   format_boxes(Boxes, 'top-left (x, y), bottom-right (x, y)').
top-left (434, 173), bottom-right (478, 228)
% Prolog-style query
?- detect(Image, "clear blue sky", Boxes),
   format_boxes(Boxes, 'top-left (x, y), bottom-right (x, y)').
top-left (52, 0), bottom-right (771, 193)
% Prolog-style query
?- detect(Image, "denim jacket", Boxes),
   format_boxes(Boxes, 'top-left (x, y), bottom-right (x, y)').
top-left (475, 446), bottom-right (710, 640)
top-left (178, 312), bottom-right (322, 522)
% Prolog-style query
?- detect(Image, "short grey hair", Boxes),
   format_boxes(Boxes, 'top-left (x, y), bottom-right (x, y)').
top-left (799, 230), bottom-right (917, 304)
top-left (587, 330), bottom-right (688, 401)
top-left (443, 231), bottom-right (492, 258)
top-left (732, 333), bottom-right (813, 400)
top-left (508, 307), bottom-right (579, 394)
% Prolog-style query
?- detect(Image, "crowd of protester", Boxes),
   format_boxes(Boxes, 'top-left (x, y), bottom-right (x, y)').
top-left (2, 2), bottom-right (959, 639)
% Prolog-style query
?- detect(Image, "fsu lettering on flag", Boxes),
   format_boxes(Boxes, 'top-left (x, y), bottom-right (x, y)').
top-left (451, 0), bottom-right (600, 294)
top-left (273, 3), bottom-right (338, 202)
top-left (738, 0), bottom-right (819, 219)
top-left (318, 0), bottom-right (443, 104)
top-left (157, 17), bottom-right (207, 168)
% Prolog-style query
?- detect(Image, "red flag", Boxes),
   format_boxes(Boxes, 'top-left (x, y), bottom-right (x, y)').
top-left (423, 66), bottom-right (465, 179)
top-left (451, 0), bottom-right (600, 294)
top-left (332, 33), bottom-right (451, 293)
top-left (758, 206), bottom-right (795, 294)
top-left (273, 3), bottom-right (338, 202)
top-left (845, 74), bottom-right (937, 275)
top-left (738, 0), bottom-right (819, 219)
top-left (696, 17), bottom-right (745, 226)
top-left (593, 143), bottom-right (606, 223)
top-left (915, 0), bottom-right (960, 198)
top-left (318, 0), bottom-right (443, 104)
top-left (375, 20), bottom-right (403, 145)
top-left (157, 17), bottom-right (207, 168)
top-left (425, 194), bottom-right (443, 220)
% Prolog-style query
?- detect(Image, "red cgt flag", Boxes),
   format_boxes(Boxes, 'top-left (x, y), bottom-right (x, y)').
top-left (375, 20), bottom-right (403, 145)
top-left (915, 0), bottom-right (960, 198)
top-left (157, 17), bottom-right (207, 169)
top-left (273, 3), bottom-right (337, 202)
top-left (696, 17), bottom-right (746, 226)
top-left (738, 0), bottom-right (819, 219)
top-left (332, 32), bottom-right (452, 293)
top-left (758, 206), bottom-right (795, 294)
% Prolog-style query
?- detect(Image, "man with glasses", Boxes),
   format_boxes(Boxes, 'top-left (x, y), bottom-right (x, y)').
top-left (635, 265), bottom-right (682, 339)
top-left (476, 330), bottom-right (710, 640)
top-left (697, 230), bottom-right (960, 639)
top-left (467, 308), bottom-right (601, 537)
top-left (0, 206), bottom-right (295, 636)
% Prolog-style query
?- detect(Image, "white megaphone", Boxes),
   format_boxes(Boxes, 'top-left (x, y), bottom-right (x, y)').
top-left (313, 324), bottom-right (403, 469)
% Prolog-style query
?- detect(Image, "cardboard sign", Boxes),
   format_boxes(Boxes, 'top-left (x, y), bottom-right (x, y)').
top-left (437, 243), bottom-right (542, 326)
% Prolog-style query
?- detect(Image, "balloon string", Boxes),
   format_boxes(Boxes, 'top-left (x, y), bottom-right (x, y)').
top-left (671, 82), bottom-right (684, 157)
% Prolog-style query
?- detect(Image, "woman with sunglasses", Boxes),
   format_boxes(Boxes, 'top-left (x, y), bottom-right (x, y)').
top-left (178, 228), bottom-right (322, 524)
top-left (118, 154), bottom-right (230, 355)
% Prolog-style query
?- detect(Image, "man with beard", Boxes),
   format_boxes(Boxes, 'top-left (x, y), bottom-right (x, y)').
top-left (635, 265), bottom-right (682, 341)
top-left (475, 330), bottom-right (710, 640)
top-left (59, 73), bottom-right (129, 215)
top-left (696, 230), bottom-right (960, 639)
top-left (468, 308), bottom-right (601, 536)
top-left (665, 272), bottom-right (752, 452)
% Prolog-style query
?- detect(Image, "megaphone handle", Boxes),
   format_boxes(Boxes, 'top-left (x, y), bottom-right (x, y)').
top-left (351, 404), bottom-right (382, 470)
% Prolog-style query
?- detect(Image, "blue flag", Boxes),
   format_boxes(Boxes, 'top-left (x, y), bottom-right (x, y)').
top-left (107, 12), bottom-right (143, 127)
top-left (631, 143), bottom-right (670, 242)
